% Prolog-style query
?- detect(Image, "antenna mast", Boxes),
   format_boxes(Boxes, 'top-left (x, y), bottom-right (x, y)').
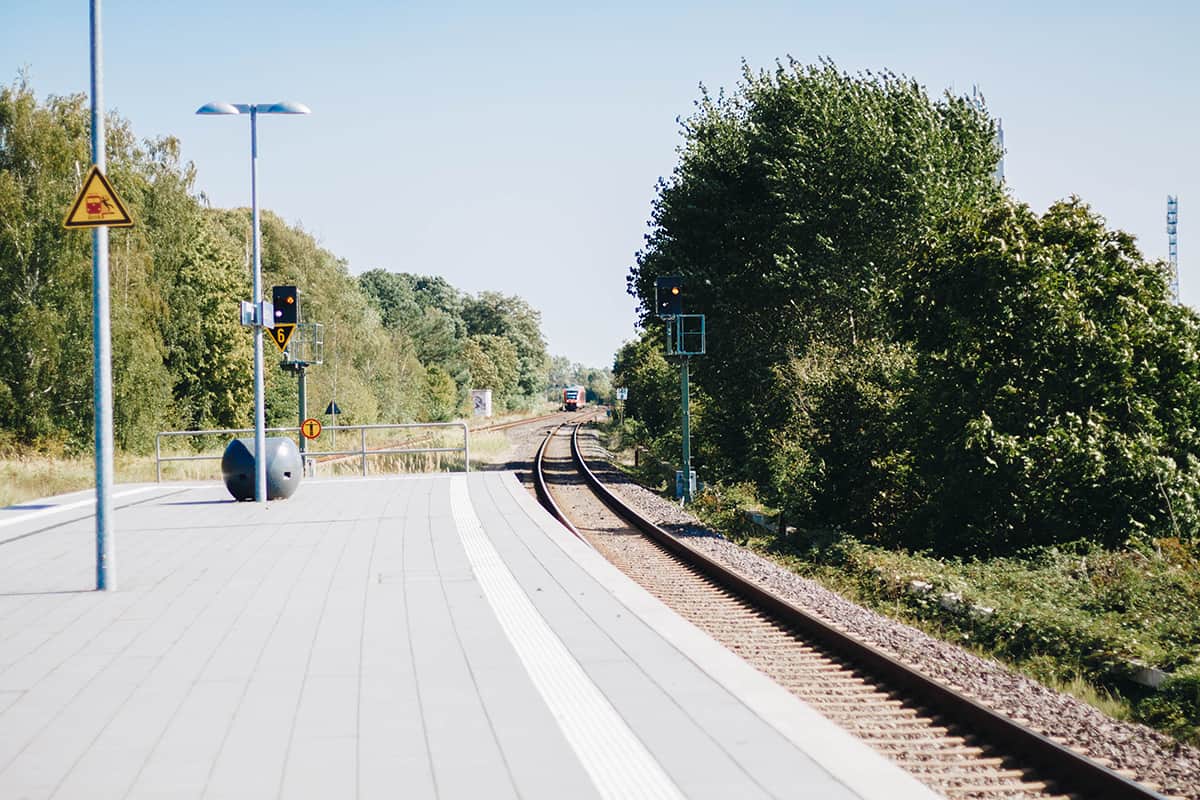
top-left (1168, 196), bottom-right (1180, 302)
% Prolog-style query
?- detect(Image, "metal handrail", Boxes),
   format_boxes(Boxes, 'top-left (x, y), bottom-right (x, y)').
top-left (155, 421), bottom-right (470, 481)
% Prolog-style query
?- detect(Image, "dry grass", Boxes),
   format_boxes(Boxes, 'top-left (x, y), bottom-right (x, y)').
top-left (0, 451), bottom-right (230, 507)
top-left (2, 424), bottom-right (513, 508)
top-left (0, 455), bottom-right (102, 507)
top-left (466, 430), bottom-right (511, 464)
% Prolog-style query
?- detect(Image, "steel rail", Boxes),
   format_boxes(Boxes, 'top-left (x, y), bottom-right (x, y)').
top-left (473, 410), bottom-right (566, 433)
top-left (532, 423), bottom-right (585, 542)
top-left (565, 424), bottom-right (1168, 800)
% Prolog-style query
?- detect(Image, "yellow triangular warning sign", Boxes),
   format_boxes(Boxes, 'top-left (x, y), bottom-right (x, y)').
top-left (63, 165), bottom-right (134, 229)
top-left (271, 324), bottom-right (297, 353)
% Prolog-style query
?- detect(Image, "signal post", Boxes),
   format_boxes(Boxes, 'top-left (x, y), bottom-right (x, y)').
top-left (655, 276), bottom-right (706, 502)
top-left (271, 285), bottom-right (324, 468)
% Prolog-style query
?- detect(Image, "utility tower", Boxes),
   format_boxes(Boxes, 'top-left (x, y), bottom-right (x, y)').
top-left (1168, 196), bottom-right (1180, 302)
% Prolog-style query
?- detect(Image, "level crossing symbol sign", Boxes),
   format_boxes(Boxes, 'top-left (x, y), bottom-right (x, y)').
top-left (301, 418), bottom-right (322, 440)
top-left (63, 165), bottom-right (134, 229)
top-left (270, 324), bottom-right (297, 352)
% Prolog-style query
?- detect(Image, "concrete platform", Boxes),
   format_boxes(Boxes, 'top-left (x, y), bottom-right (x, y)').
top-left (0, 473), bottom-right (938, 799)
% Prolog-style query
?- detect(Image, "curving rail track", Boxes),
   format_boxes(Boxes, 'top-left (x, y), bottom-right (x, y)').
top-left (533, 421), bottom-right (1173, 800)
top-left (473, 409), bottom-right (568, 434)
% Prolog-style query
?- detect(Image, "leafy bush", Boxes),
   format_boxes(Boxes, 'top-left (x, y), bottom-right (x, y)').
top-left (892, 201), bottom-right (1200, 552)
top-left (690, 483), bottom-right (763, 543)
top-left (626, 59), bottom-right (1200, 557)
top-left (1138, 666), bottom-right (1200, 742)
top-left (769, 340), bottom-right (923, 544)
top-left (629, 58), bottom-right (1003, 489)
top-left (763, 200), bottom-right (1200, 555)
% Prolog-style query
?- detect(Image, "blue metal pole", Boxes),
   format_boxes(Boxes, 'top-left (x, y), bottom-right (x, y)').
top-left (250, 107), bottom-right (267, 504)
top-left (90, 0), bottom-right (115, 590)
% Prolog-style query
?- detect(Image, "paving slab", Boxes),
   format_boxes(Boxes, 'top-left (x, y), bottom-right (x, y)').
top-left (0, 474), bottom-right (938, 800)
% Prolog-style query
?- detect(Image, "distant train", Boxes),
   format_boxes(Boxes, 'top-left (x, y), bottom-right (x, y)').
top-left (562, 385), bottom-right (587, 411)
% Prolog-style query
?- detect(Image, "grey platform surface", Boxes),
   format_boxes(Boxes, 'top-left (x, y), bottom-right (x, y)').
top-left (0, 473), bottom-right (937, 800)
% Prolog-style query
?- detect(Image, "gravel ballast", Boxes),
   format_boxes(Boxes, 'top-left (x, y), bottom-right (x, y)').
top-left (575, 431), bottom-right (1200, 800)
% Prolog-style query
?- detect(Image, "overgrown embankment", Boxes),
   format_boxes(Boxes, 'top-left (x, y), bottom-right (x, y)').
top-left (609, 437), bottom-right (1200, 744)
top-left (612, 60), bottom-right (1200, 742)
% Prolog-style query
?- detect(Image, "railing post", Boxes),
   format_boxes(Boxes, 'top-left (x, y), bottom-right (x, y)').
top-left (155, 433), bottom-right (162, 482)
top-left (361, 426), bottom-right (368, 476)
top-left (462, 422), bottom-right (470, 473)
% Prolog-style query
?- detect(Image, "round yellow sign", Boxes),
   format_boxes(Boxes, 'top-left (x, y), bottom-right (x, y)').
top-left (301, 418), bottom-right (322, 439)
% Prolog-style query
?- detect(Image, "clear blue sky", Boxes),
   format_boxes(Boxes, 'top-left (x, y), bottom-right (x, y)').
top-left (4, 1), bottom-right (1197, 369)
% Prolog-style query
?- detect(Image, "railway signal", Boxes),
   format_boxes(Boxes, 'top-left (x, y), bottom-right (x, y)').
top-left (656, 276), bottom-right (683, 317)
top-left (271, 285), bottom-right (299, 352)
top-left (272, 285), bottom-right (298, 324)
top-left (273, 290), bottom-right (324, 469)
top-left (659, 301), bottom-right (705, 503)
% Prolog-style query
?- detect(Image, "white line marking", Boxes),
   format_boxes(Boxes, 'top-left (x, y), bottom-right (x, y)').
top-left (0, 486), bottom-right (161, 529)
top-left (449, 476), bottom-right (683, 800)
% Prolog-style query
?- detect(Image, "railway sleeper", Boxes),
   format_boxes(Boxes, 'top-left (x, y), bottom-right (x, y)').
top-left (924, 783), bottom-right (1052, 796)
top-left (882, 743), bottom-right (995, 757)
top-left (908, 765), bottom-right (1044, 783)
top-left (773, 666), bottom-right (873, 680)
top-left (847, 722), bottom-right (957, 737)
top-left (802, 695), bottom-right (911, 708)
top-left (894, 754), bottom-right (1010, 769)
top-left (790, 687), bottom-right (897, 700)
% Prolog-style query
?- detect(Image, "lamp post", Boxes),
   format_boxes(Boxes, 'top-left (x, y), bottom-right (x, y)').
top-left (196, 101), bottom-right (310, 503)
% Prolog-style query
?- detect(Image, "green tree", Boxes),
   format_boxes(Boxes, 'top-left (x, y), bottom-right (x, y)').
top-left (0, 78), bottom-right (95, 446)
top-left (0, 75), bottom-right (558, 455)
top-left (612, 332), bottom-right (676, 438)
top-left (359, 271), bottom-right (470, 397)
top-left (423, 365), bottom-right (459, 421)
top-left (254, 213), bottom-right (430, 427)
top-left (768, 197), bottom-right (1200, 553)
top-left (462, 291), bottom-right (549, 398)
top-left (893, 199), bottom-right (1200, 551)
top-left (582, 367), bottom-right (613, 405)
top-left (162, 216), bottom-right (253, 431)
top-left (358, 268), bottom-right (421, 330)
top-left (768, 340), bottom-right (922, 542)
top-left (629, 59), bottom-right (1002, 485)
top-left (547, 356), bottom-right (574, 393)
top-left (463, 334), bottom-right (520, 407)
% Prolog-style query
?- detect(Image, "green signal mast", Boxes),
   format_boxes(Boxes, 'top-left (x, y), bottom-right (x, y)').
top-left (656, 276), bottom-right (706, 502)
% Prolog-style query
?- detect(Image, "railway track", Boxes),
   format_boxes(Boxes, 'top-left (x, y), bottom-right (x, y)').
top-left (534, 421), bottom-right (1173, 800)
top-left (472, 409), bottom-right (570, 433)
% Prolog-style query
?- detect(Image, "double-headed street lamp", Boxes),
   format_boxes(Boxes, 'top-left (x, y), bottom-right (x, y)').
top-left (196, 101), bottom-right (310, 503)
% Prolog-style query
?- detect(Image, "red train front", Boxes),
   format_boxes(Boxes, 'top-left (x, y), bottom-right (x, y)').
top-left (562, 385), bottom-right (586, 411)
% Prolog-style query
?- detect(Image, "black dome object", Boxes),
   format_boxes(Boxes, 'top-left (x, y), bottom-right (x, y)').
top-left (221, 437), bottom-right (303, 501)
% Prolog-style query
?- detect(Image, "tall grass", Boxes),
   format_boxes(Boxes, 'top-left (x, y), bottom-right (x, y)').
top-left (0, 452), bottom-right (219, 507)
top-left (2, 426), bottom-right (514, 508)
